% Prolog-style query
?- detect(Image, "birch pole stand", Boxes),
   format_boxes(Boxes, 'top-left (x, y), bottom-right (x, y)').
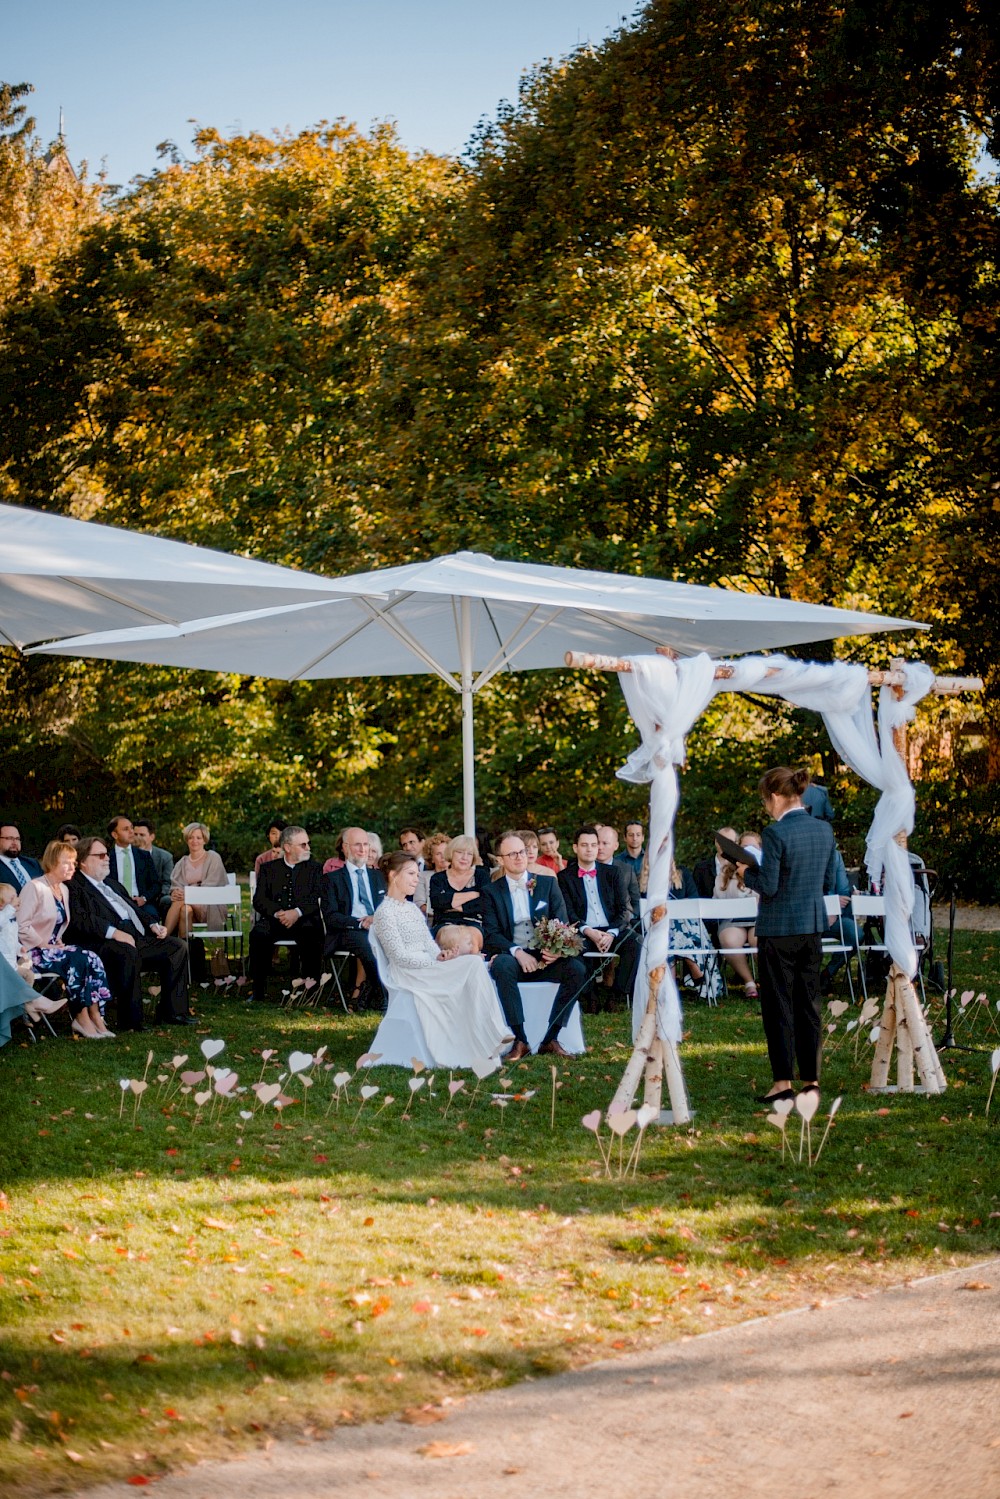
top-left (566, 648), bottom-right (982, 1115)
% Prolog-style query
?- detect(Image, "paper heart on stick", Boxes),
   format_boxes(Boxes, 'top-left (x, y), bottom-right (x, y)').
top-left (828, 1000), bottom-right (849, 1017)
top-left (118, 1078), bottom-right (130, 1091)
top-left (472, 1056), bottom-right (499, 1079)
top-left (156, 1074), bottom-right (168, 1084)
top-left (299, 1075), bottom-right (314, 1088)
top-left (989, 1046), bottom-right (1000, 1073)
top-left (194, 1089), bottom-right (212, 1106)
top-left (360, 1085), bottom-right (379, 1100)
top-left (180, 1069), bottom-right (206, 1087)
top-left (260, 1049), bottom-right (275, 1061)
top-left (448, 1081), bottom-right (465, 1098)
top-left (212, 1066), bottom-right (232, 1083)
top-left (253, 1083), bottom-right (282, 1105)
top-left (288, 1051), bottom-right (313, 1074)
top-left (773, 1096), bottom-right (795, 1117)
top-left (607, 1109), bottom-right (637, 1136)
top-left (333, 1071), bottom-right (351, 1089)
top-left (274, 1093), bottom-right (297, 1108)
top-left (215, 1073), bottom-right (238, 1095)
top-left (314, 1046), bottom-right (327, 1062)
top-left (356, 1052), bottom-right (381, 1068)
top-left (239, 1110), bottom-right (253, 1120)
top-left (408, 1077), bottom-right (425, 1094)
top-left (636, 1103), bottom-right (658, 1130)
top-left (171, 1055), bottom-right (188, 1069)
top-left (201, 1039), bottom-right (225, 1060)
top-left (795, 1090), bottom-right (820, 1122)
top-left (411, 1057), bottom-right (426, 1074)
top-left (149, 986), bottom-right (161, 997)
top-left (581, 1110), bottom-right (602, 1134)
top-left (180, 1086), bottom-right (192, 1095)
top-left (767, 1111), bottom-right (789, 1129)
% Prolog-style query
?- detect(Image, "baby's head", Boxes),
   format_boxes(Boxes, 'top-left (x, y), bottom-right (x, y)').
top-left (0, 883), bottom-right (18, 912)
top-left (436, 924), bottom-right (482, 957)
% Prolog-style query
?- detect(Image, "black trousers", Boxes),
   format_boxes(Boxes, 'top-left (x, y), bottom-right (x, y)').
top-left (489, 954), bottom-right (587, 1048)
top-left (98, 934), bottom-right (190, 1031)
top-left (249, 917), bottom-right (323, 1002)
top-left (757, 933), bottom-right (823, 1082)
top-left (323, 926), bottom-right (386, 1003)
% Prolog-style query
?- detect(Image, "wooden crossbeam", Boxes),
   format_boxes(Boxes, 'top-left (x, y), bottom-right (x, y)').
top-left (565, 649), bottom-right (982, 695)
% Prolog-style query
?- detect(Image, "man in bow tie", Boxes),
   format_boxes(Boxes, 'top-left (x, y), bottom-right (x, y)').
top-left (321, 827), bottom-right (387, 1008)
top-left (482, 831), bottom-right (587, 1061)
top-left (559, 825), bottom-right (638, 1004)
top-left (0, 824), bottom-right (43, 892)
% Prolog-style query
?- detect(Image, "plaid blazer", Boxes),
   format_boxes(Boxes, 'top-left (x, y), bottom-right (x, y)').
top-left (741, 809), bottom-right (837, 936)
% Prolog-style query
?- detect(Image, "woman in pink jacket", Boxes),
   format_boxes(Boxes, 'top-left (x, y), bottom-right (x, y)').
top-left (18, 840), bottom-right (114, 1039)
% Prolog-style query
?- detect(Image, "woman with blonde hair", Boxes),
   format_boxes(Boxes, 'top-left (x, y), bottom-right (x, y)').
top-left (415, 832), bottom-right (451, 915)
top-left (713, 826), bottom-right (759, 999)
top-left (18, 840), bottom-right (112, 1038)
top-left (164, 822), bottom-right (228, 938)
top-left (429, 833), bottom-right (489, 933)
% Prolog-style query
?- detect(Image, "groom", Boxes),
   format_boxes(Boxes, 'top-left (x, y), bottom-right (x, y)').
top-left (482, 831), bottom-right (587, 1060)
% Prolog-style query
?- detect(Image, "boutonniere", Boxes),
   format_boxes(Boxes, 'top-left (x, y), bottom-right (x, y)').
top-left (526, 875), bottom-right (537, 898)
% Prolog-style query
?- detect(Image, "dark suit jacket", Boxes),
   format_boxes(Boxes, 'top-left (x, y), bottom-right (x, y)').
top-left (802, 783), bottom-right (835, 823)
top-left (604, 857), bottom-right (639, 920)
top-left (670, 864), bottom-right (699, 901)
top-left (66, 872), bottom-right (159, 949)
top-left (108, 844), bottom-right (160, 906)
top-left (741, 810), bottom-right (838, 936)
top-left (321, 863), bottom-right (386, 932)
top-left (0, 853), bottom-right (43, 892)
top-left (692, 857), bottom-right (718, 900)
top-left (558, 860), bottom-right (629, 931)
top-left (481, 873), bottom-right (568, 957)
top-left (253, 857), bottom-right (323, 924)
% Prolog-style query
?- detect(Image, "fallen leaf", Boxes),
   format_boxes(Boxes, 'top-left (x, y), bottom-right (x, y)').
top-left (417, 1440), bottom-right (475, 1459)
top-left (400, 1406), bottom-right (447, 1426)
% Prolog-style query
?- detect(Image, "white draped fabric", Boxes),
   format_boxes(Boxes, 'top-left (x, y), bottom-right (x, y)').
top-left (617, 652), bottom-right (936, 1045)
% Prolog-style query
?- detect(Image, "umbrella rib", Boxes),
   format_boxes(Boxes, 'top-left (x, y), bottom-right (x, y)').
top-left (60, 577), bottom-right (185, 630)
top-left (473, 607), bottom-right (565, 692)
top-left (290, 592), bottom-right (461, 690)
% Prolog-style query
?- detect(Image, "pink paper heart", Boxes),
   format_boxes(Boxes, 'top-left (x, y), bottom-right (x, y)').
top-left (581, 1109), bottom-right (602, 1133)
top-left (180, 1069), bottom-right (206, 1087)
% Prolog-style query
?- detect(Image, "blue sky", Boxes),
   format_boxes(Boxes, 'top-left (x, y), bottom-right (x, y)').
top-left (7, 0), bottom-right (639, 189)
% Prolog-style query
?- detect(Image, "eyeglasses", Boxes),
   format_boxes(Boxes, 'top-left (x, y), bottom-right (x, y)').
top-left (500, 848), bottom-right (527, 859)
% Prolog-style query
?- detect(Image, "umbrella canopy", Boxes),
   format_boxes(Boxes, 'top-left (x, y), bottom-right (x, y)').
top-left (0, 502), bottom-right (362, 651)
top-left (30, 551), bottom-right (926, 831)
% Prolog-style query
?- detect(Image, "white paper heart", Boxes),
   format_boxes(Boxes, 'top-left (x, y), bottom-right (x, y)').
top-left (408, 1077), bottom-right (425, 1094)
top-left (773, 1096), bottom-right (795, 1117)
top-left (581, 1109), bottom-right (602, 1133)
top-left (795, 1090), bottom-right (820, 1121)
top-left (356, 1052), bottom-right (381, 1068)
top-left (828, 1095), bottom-right (843, 1118)
top-left (846, 1019), bottom-right (858, 1032)
top-left (171, 1054), bottom-right (188, 1069)
top-left (991, 1047), bottom-right (1000, 1074)
top-left (828, 1000), bottom-right (849, 1017)
top-left (314, 1046), bottom-right (327, 1062)
top-left (288, 1051), bottom-right (313, 1074)
top-left (239, 1110), bottom-right (253, 1120)
top-left (333, 1071), bottom-right (351, 1089)
top-left (118, 1078), bottom-right (130, 1091)
top-left (299, 1075), bottom-right (314, 1088)
top-left (607, 1109), bottom-right (637, 1136)
top-left (180, 1085), bottom-right (191, 1095)
top-left (194, 1089), bottom-right (212, 1106)
top-left (201, 1039), bottom-right (225, 1060)
top-left (961, 989), bottom-right (974, 1006)
top-left (472, 1056), bottom-right (499, 1078)
top-left (360, 1084), bottom-right (379, 1100)
top-left (636, 1103), bottom-right (658, 1129)
top-left (212, 1066), bottom-right (232, 1082)
top-left (253, 1082), bottom-right (281, 1105)
top-left (870, 1026), bottom-right (881, 1043)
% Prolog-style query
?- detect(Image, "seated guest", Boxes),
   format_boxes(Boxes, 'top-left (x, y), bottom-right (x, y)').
top-left (55, 823), bottom-right (82, 847)
top-left (366, 832), bottom-right (383, 868)
top-left (713, 827), bottom-right (759, 998)
top-left (436, 923), bottom-right (483, 957)
top-left (2, 880), bottom-right (69, 1024)
top-left (0, 941), bottom-right (44, 1046)
top-left (18, 841), bottom-right (113, 1038)
top-left (133, 818), bottom-right (175, 917)
top-left (517, 830), bottom-right (550, 878)
top-left (254, 819), bottom-right (288, 877)
top-left (597, 824), bottom-right (640, 921)
top-left (559, 825), bottom-right (638, 1003)
top-left (372, 851), bottom-right (512, 1067)
top-left (482, 831), bottom-right (587, 1060)
top-left (322, 829), bottom-right (347, 875)
top-left (398, 827), bottom-right (425, 868)
top-left (0, 823), bottom-right (43, 892)
top-left (106, 815), bottom-right (159, 907)
top-left (536, 827), bottom-right (565, 874)
top-left (668, 859), bottom-right (722, 1002)
top-left (164, 822), bottom-right (229, 938)
top-left (250, 826), bottom-right (324, 1003)
top-left (692, 831), bottom-right (727, 899)
top-left (740, 830), bottom-right (764, 864)
top-left (820, 846), bottom-right (860, 994)
top-left (416, 833), bottom-right (451, 915)
top-left (321, 827), bottom-right (387, 1007)
top-left (618, 821), bottom-right (645, 878)
top-left (67, 837), bottom-right (192, 1030)
top-left (429, 834), bottom-right (489, 932)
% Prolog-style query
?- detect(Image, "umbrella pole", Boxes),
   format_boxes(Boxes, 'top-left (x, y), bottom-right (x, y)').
top-left (460, 597), bottom-right (476, 837)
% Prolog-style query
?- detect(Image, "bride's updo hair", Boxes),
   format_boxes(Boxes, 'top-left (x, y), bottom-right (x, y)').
top-left (379, 849), bottom-right (418, 884)
top-left (759, 766), bottom-right (811, 801)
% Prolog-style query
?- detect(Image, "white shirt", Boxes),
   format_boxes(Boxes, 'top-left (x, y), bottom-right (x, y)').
top-left (347, 861), bottom-right (374, 919)
top-left (505, 874), bottom-right (531, 924)
top-left (578, 865), bottom-right (613, 931)
top-left (84, 871), bottom-right (144, 936)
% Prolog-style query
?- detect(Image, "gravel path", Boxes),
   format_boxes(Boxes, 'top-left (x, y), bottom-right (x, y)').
top-left (73, 1258), bottom-right (1000, 1499)
top-left (932, 903), bottom-right (1000, 932)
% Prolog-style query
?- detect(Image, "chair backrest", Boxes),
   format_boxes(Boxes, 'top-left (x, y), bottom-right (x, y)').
top-left (851, 894), bottom-right (886, 919)
top-left (824, 894), bottom-right (843, 919)
top-left (664, 898), bottom-right (703, 921)
top-left (248, 871), bottom-right (257, 897)
top-left (696, 896), bottom-right (758, 922)
top-left (184, 884), bottom-right (242, 905)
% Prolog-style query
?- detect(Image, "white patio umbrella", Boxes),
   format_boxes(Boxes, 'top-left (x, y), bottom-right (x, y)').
top-left (0, 501), bottom-right (364, 650)
top-left (30, 551), bottom-right (925, 833)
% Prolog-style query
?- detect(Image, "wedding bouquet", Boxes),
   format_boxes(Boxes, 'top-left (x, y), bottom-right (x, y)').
top-left (528, 917), bottom-right (584, 959)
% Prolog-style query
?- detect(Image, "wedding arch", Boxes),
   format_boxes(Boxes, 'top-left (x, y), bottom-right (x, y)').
top-left (567, 649), bottom-right (981, 1124)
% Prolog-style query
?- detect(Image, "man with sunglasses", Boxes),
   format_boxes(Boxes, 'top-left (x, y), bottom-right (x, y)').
top-left (249, 825), bottom-right (324, 1003)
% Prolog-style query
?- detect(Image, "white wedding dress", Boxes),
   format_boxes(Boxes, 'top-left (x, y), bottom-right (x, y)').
top-left (371, 897), bottom-right (512, 1067)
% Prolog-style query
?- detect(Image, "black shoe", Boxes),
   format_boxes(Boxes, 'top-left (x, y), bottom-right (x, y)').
top-left (755, 1087), bottom-right (795, 1104)
top-left (167, 1014), bottom-right (197, 1026)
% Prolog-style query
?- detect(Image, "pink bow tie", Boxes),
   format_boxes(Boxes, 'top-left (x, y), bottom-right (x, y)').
top-left (578, 868), bottom-right (596, 878)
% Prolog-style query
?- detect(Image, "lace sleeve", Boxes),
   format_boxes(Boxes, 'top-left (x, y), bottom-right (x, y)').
top-left (373, 900), bottom-right (438, 969)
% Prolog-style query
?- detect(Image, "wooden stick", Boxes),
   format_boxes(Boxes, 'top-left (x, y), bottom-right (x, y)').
top-left (565, 651), bottom-right (982, 695)
top-left (894, 971), bottom-right (915, 1091)
top-left (870, 982), bottom-right (897, 1089)
top-left (662, 1038), bottom-right (691, 1124)
top-left (609, 963), bottom-right (663, 1115)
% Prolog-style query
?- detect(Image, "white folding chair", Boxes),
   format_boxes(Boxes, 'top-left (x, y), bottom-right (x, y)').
top-left (821, 893), bottom-right (855, 1003)
top-left (695, 896), bottom-right (758, 996)
top-left (850, 893), bottom-right (888, 1004)
top-left (183, 881), bottom-right (244, 979)
top-left (663, 897), bottom-right (722, 1005)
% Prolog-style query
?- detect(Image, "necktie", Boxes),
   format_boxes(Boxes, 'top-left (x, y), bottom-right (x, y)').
top-left (121, 849), bottom-right (136, 897)
top-left (354, 867), bottom-right (373, 915)
top-left (8, 857), bottom-right (28, 889)
top-left (578, 868), bottom-right (596, 879)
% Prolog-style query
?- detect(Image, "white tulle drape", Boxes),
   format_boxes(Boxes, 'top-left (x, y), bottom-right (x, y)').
top-left (617, 653), bottom-right (935, 1044)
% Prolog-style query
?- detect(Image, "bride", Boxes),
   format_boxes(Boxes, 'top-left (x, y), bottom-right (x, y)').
top-left (371, 850), bottom-right (513, 1067)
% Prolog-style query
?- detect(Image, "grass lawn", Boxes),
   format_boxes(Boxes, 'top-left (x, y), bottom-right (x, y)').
top-left (1, 933), bottom-right (998, 1495)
